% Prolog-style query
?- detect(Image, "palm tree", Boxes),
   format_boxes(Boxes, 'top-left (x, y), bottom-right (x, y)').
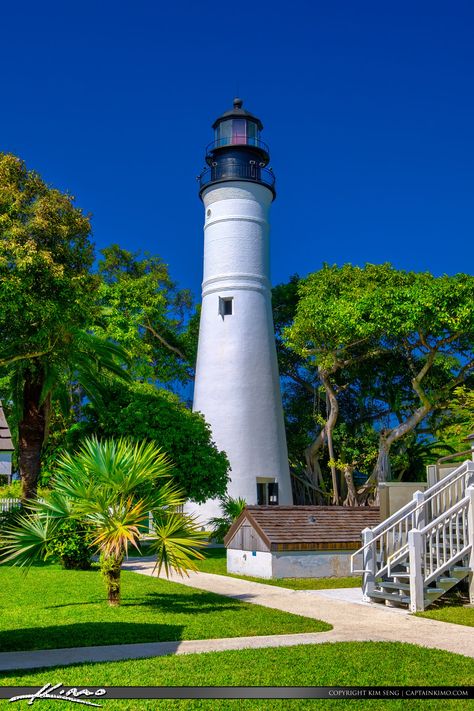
top-left (209, 495), bottom-right (247, 543)
top-left (1, 437), bottom-right (206, 605)
top-left (3, 328), bottom-right (130, 501)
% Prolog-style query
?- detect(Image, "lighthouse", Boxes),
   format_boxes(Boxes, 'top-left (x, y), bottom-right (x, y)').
top-left (191, 98), bottom-right (293, 523)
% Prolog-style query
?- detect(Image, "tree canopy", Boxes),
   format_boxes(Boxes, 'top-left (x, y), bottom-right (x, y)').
top-left (62, 380), bottom-right (230, 503)
top-left (282, 264), bottom-right (474, 504)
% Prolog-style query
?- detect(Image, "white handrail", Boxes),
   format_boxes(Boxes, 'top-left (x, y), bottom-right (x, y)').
top-left (387, 494), bottom-right (471, 576)
top-left (351, 460), bottom-right (473, 581)
top-left (354, 460), bottom-right (472, 558)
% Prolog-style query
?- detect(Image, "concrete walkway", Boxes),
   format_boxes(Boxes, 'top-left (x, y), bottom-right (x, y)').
top-left (1, 562), bottom-right (473, 672)
top-left (123, 560), bottom-right (474, 659)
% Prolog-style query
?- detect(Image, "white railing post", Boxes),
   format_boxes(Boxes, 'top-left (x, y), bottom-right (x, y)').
top-left (466, 461), bottom-right (474, 489)
top-left (362, 527), bottom-right (376, 601)
top-left (467, 486), bottom-right (474, 605)
top-left (413, 490), bottom-right (425, 529)
top-left (408, 528), bottom-right (425, 612)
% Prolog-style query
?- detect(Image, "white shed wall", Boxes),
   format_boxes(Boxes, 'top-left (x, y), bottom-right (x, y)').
top-left (227, 548), bottom-right (360, 579)
top-left (227, 549), bottom-right (273, 578)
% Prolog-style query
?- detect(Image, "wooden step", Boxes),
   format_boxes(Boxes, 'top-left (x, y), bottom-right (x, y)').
top-left (370, 591), bottom-right (408, 605)
top-left (450, 567), bottom-right (470, 579)
top-left (379, 581), bottom-right (410, 591)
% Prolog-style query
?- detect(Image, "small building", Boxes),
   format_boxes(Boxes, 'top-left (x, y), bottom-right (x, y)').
top-left (224, 506), bottom-right (380, 579)
top-left (0, 403), bottom-right (14, 485)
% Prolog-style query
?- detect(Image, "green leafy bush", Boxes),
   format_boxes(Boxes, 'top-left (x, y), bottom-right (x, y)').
top-left (0, 506), bottom-right (22, 554)
top-left (46, 519), bottom-right (93, 570)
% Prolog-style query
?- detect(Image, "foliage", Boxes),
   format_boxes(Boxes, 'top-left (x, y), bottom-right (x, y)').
top-left (209, 496), bottom-right (247, 543)
top-left (96, 244), bottom-right (197, 384)
top-left (0, 153), bottom-right (96, 367)
top-left (0, 154), bottom-right (130, 500)
top-left (0, 437), bottom-right (207, 605)
top-left (436, 385), bottom-right (474, 451)
top-left (0, 506), bottom-right (21, 553)
top-left (46, 519), bottom-right (92, 570)
top-left (283, 264), bottom-right (474, 502)
top-left (64, 380), bottom-right (229, 503)
top-left (0, 481), bottom-right (50, 499)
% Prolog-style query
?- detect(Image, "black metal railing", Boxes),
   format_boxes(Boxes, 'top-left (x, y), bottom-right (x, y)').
top-left (198, 164), bottom-right (276, 192)
top-left (206, 136), bottom-right (270, 156)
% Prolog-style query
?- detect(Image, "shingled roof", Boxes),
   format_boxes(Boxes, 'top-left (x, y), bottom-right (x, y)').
top-left (0, 403), bottom-right (14, 452)
top-left (224, 506), bottom-right (381, 551)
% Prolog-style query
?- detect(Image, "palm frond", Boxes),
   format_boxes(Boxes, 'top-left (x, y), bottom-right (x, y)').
top-left (0, 512), bottom-right (57, 568)
top-left (150, 512), bottom-right (207, 578)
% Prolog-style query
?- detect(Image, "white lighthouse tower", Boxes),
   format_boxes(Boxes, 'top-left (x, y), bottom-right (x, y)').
top-left (192, 98), bottom-right (293, 522)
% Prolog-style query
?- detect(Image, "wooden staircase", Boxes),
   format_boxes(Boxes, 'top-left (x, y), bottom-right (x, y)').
top-left (351, 461), bottom-right (474, 612)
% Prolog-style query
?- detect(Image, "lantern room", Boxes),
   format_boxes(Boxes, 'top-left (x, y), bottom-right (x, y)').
top-left (198, 98), bottom-right (275, 198)
top-left (213, 98), bottom-right (263, 149)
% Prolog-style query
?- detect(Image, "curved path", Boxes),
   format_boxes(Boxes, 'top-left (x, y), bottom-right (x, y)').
top-left (124, 560), bottom-right (474, 659)
top-left (0, 562), bottom-right (472, 672)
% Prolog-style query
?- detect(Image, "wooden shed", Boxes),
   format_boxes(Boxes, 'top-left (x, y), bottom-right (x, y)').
top-left (0, 403), bottom-right (14, 485)
top-left (224, 506), bottom-right (380, 579)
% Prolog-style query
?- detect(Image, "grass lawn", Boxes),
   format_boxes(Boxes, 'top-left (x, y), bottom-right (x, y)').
top-left (414, 583), bottom-right (474, 627)
top-left (1, 642), bottom-right (473, 710)
top-left (0, 564), bottom-right (330, 653)
top-left (416, 605), bottom-right (474, 627)
top-left (193, 547), bottom-right (362, 590)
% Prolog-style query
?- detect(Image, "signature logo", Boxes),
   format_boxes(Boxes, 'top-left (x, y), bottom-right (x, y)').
top-left (10, 683), bottom-right (106, 706)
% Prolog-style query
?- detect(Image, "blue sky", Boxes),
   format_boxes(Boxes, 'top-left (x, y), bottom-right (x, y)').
top-left (1, 1), bottom-right (473, 298)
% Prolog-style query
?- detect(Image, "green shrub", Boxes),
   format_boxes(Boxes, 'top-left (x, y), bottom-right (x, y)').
top-left (47, 519), bottom-right (93, 570)
top-left (0, 506), bottom-right (22, 555)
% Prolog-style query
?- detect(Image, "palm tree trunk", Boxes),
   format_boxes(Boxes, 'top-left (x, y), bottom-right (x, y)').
top-left (18, 366), bottom-right (46, 501)
top-left (101, 553), bottom-right (124, 606)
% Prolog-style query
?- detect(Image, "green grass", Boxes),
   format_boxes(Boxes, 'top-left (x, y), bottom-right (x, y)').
top-left (194, 548), bottom-right (362, 590)
top-left (1, 642), bottom-right (473, 710)
top-left (416, 605), bottom-right (474, 627)
top-left (414, 584), bottom-right (474, 627)
top-left (0, 564), bottom-right (330, 653)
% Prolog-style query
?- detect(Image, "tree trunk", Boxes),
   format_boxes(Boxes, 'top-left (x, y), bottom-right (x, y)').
top-left (18, 366), bottom-right (47, 501)
top-left (101, 554), bottom-right (124, 606)
top-left (343, 466), bottom-right (360, 506)
top-left (304, 430), bottom-right (326, 504)
top-left (375, 435), bottom-right (392, 484)
top-left (320, 370), bottom-right (340, 505)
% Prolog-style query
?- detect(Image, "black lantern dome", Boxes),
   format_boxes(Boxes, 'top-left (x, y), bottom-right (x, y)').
top-left (198, 98), bottom-right (275, 199)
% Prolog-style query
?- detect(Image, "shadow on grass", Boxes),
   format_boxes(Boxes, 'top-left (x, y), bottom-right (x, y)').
top-left (45, 591), bottom-right (242, 615)
top-left (120, 591), bottom-right (243, 614)
top-left (0, 622), bottom-right (184, 654)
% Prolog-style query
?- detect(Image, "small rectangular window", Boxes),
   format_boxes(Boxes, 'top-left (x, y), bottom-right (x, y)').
top-left (256, 481), bottom-right (279, 505)
top-left (219, 296), bottom-right (233, 317)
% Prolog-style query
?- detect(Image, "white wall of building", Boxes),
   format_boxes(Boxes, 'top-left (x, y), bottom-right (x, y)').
top-left (227, 548), bottom-right (360, 579)
top-left (227, 549), bottom-right (273, 578)
top-left (272, 550), bottom-right (357, 578)
top-left (190, 182), bottom-right (292, 524)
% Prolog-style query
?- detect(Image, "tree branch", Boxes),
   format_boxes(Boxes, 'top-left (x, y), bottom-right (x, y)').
top-left (143, 321), bottom-right (188, 361)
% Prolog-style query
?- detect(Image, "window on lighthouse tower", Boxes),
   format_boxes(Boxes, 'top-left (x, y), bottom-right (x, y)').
top-left (219, 297), bottom-right (233, 317)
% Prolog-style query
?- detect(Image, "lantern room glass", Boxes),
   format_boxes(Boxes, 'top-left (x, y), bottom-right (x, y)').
top-left (215, 119), bottom-right (260, 147)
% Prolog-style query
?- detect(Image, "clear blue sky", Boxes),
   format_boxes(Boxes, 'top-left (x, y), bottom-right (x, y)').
top-left (1, 1), bottom-right (473, 298)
